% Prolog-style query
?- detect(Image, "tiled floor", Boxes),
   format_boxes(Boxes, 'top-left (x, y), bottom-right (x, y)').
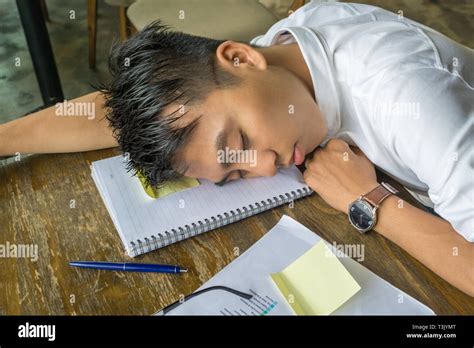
top-left (0, 0), bottom-right (472, 124)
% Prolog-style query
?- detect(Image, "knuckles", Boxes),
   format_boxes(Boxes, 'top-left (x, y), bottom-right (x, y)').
top-left (325, 138), bottom-right (349, 151)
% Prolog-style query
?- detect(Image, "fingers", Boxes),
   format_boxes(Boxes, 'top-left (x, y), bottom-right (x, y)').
top-left (325, 138), bottom-right (350, 151)
top-left (305, 138), bottom-right (351, 168)
top-left (325, 138), bottom-right (370, 161)
top-left (305, 151), bottom-right (320, 169)
top-left (304, 138), bottom-right (371, 173)
top-left (303, 168), bottom-right (318, 190)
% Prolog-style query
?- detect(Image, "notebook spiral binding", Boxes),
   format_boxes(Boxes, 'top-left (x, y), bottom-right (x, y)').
top-left (128, 186), bottom-right (313, 256)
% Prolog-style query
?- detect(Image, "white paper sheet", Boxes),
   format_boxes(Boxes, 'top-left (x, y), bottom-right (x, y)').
top-left (164, 215), bottom-right (435, 315)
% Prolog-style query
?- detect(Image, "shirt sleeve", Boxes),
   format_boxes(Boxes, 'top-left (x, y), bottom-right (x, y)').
top-left (375, 67), bottom-right (474, 242)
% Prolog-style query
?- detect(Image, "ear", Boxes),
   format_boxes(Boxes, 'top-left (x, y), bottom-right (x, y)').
top-left (215, 41), bottom-right (267, 72)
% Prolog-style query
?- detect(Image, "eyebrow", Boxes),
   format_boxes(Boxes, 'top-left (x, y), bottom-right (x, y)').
top-left (214, 128), bottom-right (233, 186)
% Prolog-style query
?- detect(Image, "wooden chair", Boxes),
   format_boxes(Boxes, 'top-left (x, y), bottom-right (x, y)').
top-left (125, 0), bottom-right (306, 42)
top-left (87, 0), bottom-right (134, 69)
top-left (87, 0), bottom-right (305, 68)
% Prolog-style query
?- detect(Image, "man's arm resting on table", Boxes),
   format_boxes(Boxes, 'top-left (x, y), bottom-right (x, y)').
top-left (375, 195), bottom-right (474, 297)
top-left (0, 91), bottom-right (118, 156)
top-left (368, 67), bottom-right (474, 295)
top-left (303, 139), bottom-right (474, 297)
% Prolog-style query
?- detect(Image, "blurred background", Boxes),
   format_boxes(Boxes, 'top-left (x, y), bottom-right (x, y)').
top-left (1, 0), bottom-right (473, 124)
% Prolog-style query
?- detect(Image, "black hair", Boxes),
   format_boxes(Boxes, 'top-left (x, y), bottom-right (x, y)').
top-left (101, 20), bottom-right (241, 187)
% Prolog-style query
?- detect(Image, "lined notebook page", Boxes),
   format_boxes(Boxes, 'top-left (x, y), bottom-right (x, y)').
top-left (91, 155), bottom-right (312, 256)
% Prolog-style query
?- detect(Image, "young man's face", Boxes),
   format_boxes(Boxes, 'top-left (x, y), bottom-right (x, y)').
top-left (172, 41), bottom-right (328, 185)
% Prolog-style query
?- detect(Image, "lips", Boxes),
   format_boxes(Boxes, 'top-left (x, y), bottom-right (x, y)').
top-left (293, 143), bottom-right (305, 166)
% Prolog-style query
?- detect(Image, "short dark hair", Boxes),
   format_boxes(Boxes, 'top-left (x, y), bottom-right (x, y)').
top-left (101, 20), bottom-right (241, 187)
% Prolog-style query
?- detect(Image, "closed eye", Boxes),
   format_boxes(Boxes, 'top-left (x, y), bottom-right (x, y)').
top-left (215, 130), bottom-right (249, 186)
top-left (239, 130), bottom-right (249, 179)
top-left (241, 131), bottom-right (247, 151)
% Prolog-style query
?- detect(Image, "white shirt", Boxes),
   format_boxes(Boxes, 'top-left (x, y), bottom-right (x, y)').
top-left (250, 1), bottom-right (474, 242)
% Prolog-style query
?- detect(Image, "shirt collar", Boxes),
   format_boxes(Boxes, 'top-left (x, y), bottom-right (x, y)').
top-left (268, 26), bottom-right (341, 145)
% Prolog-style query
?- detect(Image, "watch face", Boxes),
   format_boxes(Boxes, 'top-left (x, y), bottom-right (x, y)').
top-left (349, 200), bottom-right (375, 232)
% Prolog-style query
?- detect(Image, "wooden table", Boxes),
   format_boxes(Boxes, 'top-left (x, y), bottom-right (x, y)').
top-left (0, 149), bottom-right (472, 315)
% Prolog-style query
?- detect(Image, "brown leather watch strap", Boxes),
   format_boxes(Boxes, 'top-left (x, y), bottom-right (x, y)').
top-left (364, 182), bottom-right (399, 207)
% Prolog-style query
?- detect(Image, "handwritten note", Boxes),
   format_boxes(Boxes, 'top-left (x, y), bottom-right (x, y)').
top-left (271, 240), bottom-right (361, 315)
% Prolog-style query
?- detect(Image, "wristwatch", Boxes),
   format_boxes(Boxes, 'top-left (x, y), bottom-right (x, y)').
top-left (348, 182), bottom-right (399, 233)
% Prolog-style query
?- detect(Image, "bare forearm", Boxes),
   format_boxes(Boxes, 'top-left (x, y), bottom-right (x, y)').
top-left (0, 91), bottom-right (117, 156)
top-left (375, 195), bottom-right (474, 296)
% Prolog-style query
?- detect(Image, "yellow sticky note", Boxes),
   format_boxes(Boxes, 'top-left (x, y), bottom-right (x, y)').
top-left (271, 240), bottom-right (360, 315)
top-left (136, 171), bottom-right (200, 199)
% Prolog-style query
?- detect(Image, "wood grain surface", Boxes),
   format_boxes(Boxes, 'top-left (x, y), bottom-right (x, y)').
top-left (0, 149), bottom-right (472, 315)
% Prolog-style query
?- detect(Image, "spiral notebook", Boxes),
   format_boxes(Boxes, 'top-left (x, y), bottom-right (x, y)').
top-left (90, 155), bottom-right (313, 257)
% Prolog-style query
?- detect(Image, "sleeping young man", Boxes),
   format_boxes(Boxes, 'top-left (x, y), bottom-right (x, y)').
top-left (0, 2), bottom-right (472, 295)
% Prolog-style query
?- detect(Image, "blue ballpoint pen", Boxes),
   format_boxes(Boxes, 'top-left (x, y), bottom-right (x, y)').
top-left (69, 261), bottom-right (188, 274)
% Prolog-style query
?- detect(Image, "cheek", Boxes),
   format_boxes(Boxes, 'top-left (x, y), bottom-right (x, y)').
top-left (246, 106), bottom-right (299, 151)
top-left (252, 88), bottom-right (296, 127)
top-left (244, 102), bottom-right (284, 134)
top-left (238, 82), bottom-right (300, 146)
